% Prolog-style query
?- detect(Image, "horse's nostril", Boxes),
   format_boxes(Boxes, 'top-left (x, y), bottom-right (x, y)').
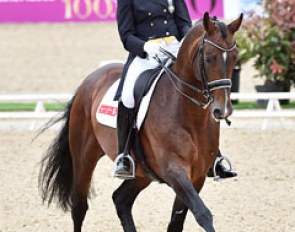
top-left (213, 109), bottom-right (222, 119)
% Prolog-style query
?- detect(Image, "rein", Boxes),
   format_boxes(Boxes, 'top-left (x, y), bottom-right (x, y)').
top-left (157, 34), bottom-right (236, 109)
top-left (157, 56), bottom-right (212, 108)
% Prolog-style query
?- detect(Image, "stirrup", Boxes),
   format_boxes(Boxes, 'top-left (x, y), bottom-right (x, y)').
top-left (213, 155), bottom-right (232, 182)
top-left (113, 154), bottom-right (135, 180)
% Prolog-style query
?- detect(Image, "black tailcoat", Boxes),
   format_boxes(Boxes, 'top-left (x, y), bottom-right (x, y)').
top-left (114, 0), bottom-right (192, 100)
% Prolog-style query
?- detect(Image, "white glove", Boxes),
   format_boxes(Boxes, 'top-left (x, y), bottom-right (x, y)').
top-left (144, 41), bottom-right (161, 59)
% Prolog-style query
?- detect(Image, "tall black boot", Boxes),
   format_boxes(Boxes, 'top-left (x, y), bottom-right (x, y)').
top-left (114, 101), bottom-right (135, 179)
top-left (207, 150), bottom-right (237, 179)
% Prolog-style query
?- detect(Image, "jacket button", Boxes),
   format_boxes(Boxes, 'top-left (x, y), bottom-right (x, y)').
top-left (163, 9), bottom-right (167, 13)
top-left (150, 22), bottom-right (154, 27)
top-left (148, 12), bottom-right (152, 16)
top-left (164, 20), bottom-right (168, 24)
top-left (166, 31), bottom-right (170, 36)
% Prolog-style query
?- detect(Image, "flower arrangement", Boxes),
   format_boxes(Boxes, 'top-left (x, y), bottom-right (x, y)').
top-left (235, 0), bottom-right (295, 90)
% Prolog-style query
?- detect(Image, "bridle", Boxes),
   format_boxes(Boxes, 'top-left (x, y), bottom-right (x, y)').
top-left (158, 33), bottom-right (236, 109)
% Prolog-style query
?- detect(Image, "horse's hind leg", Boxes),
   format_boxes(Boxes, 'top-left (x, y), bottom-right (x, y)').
top-left (167, 197), bottom-right (188, 232)
top-left (112, 177), bottom-right (151, 232)
top-left (70, 123), bottom-right (104, 232)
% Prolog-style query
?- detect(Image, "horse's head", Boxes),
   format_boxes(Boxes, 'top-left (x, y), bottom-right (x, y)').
top-left (178, 12), bottom-right (243, 122)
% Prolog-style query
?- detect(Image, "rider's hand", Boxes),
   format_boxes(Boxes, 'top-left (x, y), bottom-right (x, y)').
top-left (144, 41), bottom-right (161, 59)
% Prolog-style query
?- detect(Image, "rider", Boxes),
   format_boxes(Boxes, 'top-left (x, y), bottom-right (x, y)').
top-left (113, 0), bottom-right (237, 180)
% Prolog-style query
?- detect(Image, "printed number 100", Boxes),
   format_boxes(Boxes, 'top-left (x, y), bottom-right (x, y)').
top-left (63, 0), bottom-right (115, 19)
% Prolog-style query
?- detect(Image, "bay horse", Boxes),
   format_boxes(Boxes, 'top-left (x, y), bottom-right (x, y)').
top-left (39, 13), bottom-right (243, 232)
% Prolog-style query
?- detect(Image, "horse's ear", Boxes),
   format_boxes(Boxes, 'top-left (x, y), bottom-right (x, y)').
top-left (203, 12), bottom-right (215, 35)
top-left (228, 14), bottom-right (243, 34)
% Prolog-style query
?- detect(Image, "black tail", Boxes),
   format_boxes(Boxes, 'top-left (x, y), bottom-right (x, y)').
top-left (38, 96), bottom-right (76, 211)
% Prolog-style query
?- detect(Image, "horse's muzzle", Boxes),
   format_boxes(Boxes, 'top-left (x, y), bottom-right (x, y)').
top-left (213, 107), bottom-right (232, 121)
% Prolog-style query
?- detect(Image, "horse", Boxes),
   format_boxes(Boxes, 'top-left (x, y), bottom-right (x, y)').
top-left (39, 12), bottom-right (243, 232)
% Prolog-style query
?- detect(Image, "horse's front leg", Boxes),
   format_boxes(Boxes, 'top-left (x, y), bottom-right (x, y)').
top-left (165, 166), bottom-right (215, 232)
top-left (167, 176), bottom-right (207, 232)
top-left (112, 177), bottom-right (151, 232)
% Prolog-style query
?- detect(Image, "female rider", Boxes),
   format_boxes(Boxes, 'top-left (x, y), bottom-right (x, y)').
top-left (114, 0), bottom-right (237, 180)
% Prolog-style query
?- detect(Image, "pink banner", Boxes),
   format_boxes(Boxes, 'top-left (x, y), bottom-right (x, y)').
top-left (0, 0), bottom-right (223, 23)
top-left (187, 0), bottom-right (224, 19)
top-left (0, 0), bottom-right (117, 22)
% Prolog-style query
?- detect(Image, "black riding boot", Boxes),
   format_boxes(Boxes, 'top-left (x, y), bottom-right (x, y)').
top-left (207, 150), bottom-right (237, 179)
top-left (114, 101), bottom-right (135, 179)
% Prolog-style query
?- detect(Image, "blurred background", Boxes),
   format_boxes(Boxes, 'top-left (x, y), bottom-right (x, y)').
top-left (0, 0), bottom-right (294, 128)
top-left (0, 0), bottom-right (269, 94)
top-left (0, 1), bottom-right (294, 232)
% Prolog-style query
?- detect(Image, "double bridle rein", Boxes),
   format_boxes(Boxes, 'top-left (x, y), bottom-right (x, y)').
top-left (158, 34), bottom-right (236, 109)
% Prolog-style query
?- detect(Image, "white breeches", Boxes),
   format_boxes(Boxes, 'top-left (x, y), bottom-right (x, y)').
top-left (121, 39), bottom-right (181, 108)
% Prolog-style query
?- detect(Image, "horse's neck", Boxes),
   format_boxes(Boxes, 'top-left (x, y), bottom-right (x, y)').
top-left (159, 70), bottom-right (210, 127)
top-left (157, 76), bottom-right (219, 150)
top-left (173, 27), bottom-right (204, 84)
top-left (171, 52), bottom-right (207, 116)
top-left (153, 72), bottom-right (219, 157)
top-left (173, 54), bottom-right (194, 83)
top-left (168, 59), bottom-right (217, 132)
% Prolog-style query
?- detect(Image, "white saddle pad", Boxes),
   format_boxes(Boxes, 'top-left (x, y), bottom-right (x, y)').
top-left (96, 72), bottom-right (163, 129)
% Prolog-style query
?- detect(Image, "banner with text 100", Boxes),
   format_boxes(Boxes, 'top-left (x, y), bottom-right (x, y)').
top-left (0, 0), bottom-right (223, 23)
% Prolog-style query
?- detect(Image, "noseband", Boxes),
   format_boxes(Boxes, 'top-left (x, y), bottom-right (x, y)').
top-left (159, 34), bottom-right (236, 109)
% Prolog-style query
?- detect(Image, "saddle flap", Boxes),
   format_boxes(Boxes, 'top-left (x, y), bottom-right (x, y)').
top-left (133, 66), bottom-right (162, 109)
top-left (97, 59), bottom-right (172, 130)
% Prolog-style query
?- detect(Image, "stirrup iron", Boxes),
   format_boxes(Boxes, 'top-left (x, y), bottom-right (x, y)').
top-left (213, 155), bottom-right (232, 182)
top-left (113, 154), bottom-right (136, 180)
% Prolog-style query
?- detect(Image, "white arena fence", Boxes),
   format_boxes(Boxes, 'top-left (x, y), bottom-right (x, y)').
top-left (0, 93), bottom-right (72, 119)
top-left (0, 92), bottom-right (295, 130)
top-left (230, 92), bottom-right (295, 130)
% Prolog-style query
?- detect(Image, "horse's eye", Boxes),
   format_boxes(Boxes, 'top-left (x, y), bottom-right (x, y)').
top-left (205, 58), bottom-right (211, 63)
top-left (205, 55), bottom-right (215, 63)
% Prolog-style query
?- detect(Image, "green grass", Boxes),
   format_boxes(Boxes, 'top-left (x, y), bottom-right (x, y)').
top-left (232, 101), bottom-right (263, 110)
top-left (232, 101), bottom-right (295, 110)
top-left (0, 101), bottom-right (294, 112)
top-left (0, 102), bottom-right (66, 112)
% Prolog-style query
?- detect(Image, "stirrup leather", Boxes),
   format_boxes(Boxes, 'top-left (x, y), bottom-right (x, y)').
top-left (113, 154), bottom-right (135, 179)
top-left (213, 155), bottom-right (232, 182)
